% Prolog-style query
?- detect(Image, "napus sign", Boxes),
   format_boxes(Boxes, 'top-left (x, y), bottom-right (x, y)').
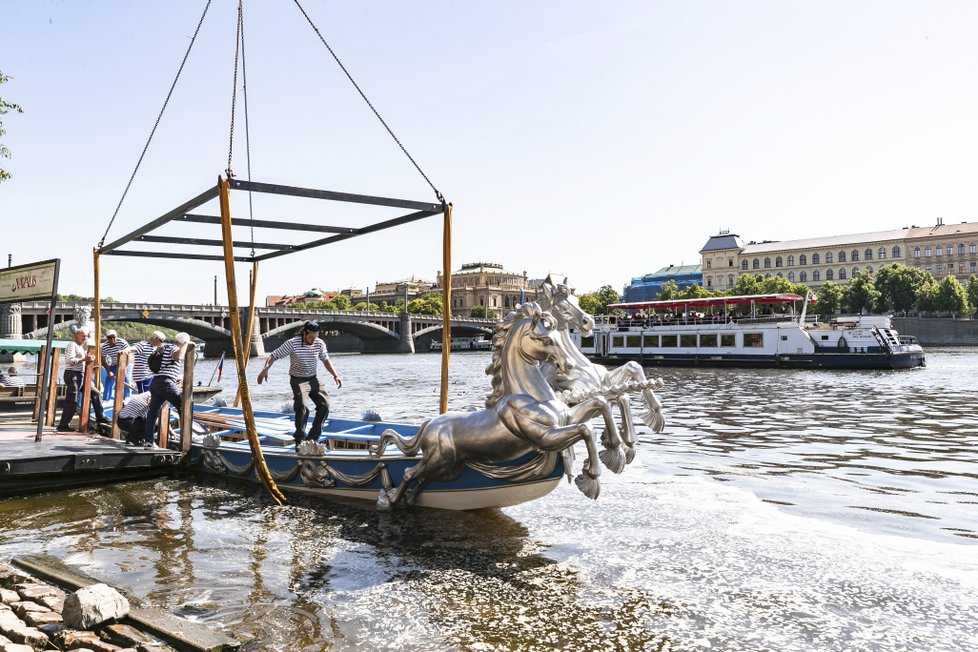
top-left (0, 259), bottom-right (60, 304)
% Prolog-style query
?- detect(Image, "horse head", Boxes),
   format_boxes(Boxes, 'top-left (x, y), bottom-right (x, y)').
top-left (520, 308), bottom-right (567, 374)
top-left (539, 276), bottom-right (595, 336)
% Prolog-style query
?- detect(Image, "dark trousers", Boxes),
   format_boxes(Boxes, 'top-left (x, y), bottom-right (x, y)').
top-left (145, 376), bottom-right (182, 445)
top-left (118, 416), bottom-right (147, 444)
top-left (134, 377), bottom-right (153, 393)
top-left (290, 375), bottom-right (330, 440)
top-left (58, 369), bottom-right (104, 431)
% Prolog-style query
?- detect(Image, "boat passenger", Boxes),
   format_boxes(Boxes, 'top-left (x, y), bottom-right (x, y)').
top-left (100, 329), bottom-right (132, 401)
top-left (0, 367), bottom-right (25, 387)
top-left (126, 331), bottom-right (165, 393)
top-left (257, 320), bottom-right (343, 447)
top-left (143, 332), bottom-right (190, 449)
top-left (57, 326), bottom-right (107, 433)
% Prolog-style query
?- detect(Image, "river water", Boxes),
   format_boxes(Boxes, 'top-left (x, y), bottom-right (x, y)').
top-left (1, 349), bottom-right (976, 651)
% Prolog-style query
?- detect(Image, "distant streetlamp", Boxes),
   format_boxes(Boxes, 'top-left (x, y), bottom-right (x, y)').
top-left (213, 275), bottom-right (218, 306)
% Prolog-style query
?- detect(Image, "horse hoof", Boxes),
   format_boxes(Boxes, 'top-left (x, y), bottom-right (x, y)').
top-left (376, 489), bottom-right (392, 510)
top-left (624, 446), bottom-right (636, 465)
top-left (574, 473), bottom-right (600, 500)
top-left (599, 447), bottom-right (626, 474)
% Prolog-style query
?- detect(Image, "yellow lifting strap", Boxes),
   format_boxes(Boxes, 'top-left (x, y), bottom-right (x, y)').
top-left (218, 176), bottom-right (288, 505)
top-left (439, 203), bottom-right (452, 414)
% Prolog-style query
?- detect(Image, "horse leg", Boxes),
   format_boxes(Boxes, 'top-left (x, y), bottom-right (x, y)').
top-left (377, 460), bottom-right (426, 510)
top-left (515, 415), bottom-right (602, 500)
top-left (565, 397), bottom-right (627, 474)
top-left (615, 395), bottom-right (637, 464)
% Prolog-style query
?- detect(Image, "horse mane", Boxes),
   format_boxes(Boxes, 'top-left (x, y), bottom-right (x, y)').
top-left (485, 302), bottom-right (542, 408)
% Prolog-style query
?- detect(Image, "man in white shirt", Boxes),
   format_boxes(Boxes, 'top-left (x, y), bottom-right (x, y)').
top-left (57, 326), bottom-right (106, 432)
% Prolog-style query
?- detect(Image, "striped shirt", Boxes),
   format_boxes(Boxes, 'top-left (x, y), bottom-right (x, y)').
top-left (0, 372), bottom-right (25, 387)
top-left (100, 337), bottom-right (130, 367)
top-left (156, 343), bottom-right (184, 381)
top-left (119, 391), bottom-right (152, 419)
top-left (130, 340), bottom-right (155, 381)
top-left (269, 336), bottom-right (329, 377)
top-left (64, 341), bottom-right (90, 372)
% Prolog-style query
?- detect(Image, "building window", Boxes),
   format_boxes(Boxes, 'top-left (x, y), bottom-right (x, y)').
top-left (851, 249), bottom-right (860, 261)
top-left (812, 270), bottom-right (820, 282)
top-left (914, 247), bottom-right (920, 258)
top-left (865, 248), bottom-right (873, 260)
top-left (935, 246), bottom-right (942, 257)
top-left (728, 258), bottom-right (734, 267)
top-left (826, 269), bottom-right (834, 281)
top-left (947, 245), bottom-right (953, 256)
top-left (971, 262), bottom-right (977, 273)
top-left (971, 243), bottom-right (976, 254)
top-left (826, 252), bottom-right (834, 264)
top-left (838, 251), bottom-right (846, 263)
top-left (787, 255), bottom-right (795, 267)
top-left (878, 247), bottom-right (886, 259)
top-left (936, 264), bottom-right (943, 275)
top-left (741, 260), bottom-right (749, 270)
top-left (764, 257), bottom-right (771, 269)
top-left (799, 254), bottom-right (807, 266)
top-left (775, 256), bottom-right (783, 267)
top-left (838, 268), bottom-right (847, 280)
top-left (925, 246), bottom-right (932, 257)
top-left (800, 271), bottom-right (808, 282)
top-left (728, 274), bottom-right (734, 286)
top-left (852, 267), bottom-right (858, 278)
top-left (958, 244), bottom-right (965, 255)
top-left (812, 253), bottom-right (820, 265)
top-left (753, 259), bottom-right (760, 270)
top-left (706, 277), bottom-right (712, 288)
top-left (892, 246), bottom-right (901, 258)
top-left (787, 271), bottom-right (795, 282)
top-left (925, 265), bottom-right (932, 274)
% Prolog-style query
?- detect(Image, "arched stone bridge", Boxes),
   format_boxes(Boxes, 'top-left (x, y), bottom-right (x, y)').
top-left (9, 302), bottom-right (496, 357)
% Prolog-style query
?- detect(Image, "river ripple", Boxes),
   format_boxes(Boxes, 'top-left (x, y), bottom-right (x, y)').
top-left (1, 348), bottom-right (976, 651)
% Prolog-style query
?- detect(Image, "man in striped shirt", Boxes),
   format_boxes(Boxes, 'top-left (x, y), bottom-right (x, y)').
top-left (57, 326), bottom-right (106, 432)
top-left (257, 321), bottom-right (342, 446)
top-left (0, 367), bottom-right (26, 387)
top-left (143, 332), bottom-right (190, 448)
top-left (118, 391), bottom-right (152, 445)
top-left (127, 332), bottom-right (164, 393)
top-left (99, 329), bottom-right (131, 401)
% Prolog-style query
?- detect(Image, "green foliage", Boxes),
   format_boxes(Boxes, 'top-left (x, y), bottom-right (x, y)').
top-left (0, 71), bottom-right (24, 183)
top-left (760, 276), bottom-right (793, 295)
top-left (813, 282), bottom-right (842, 315)
top-left (576, 285), bottom-right (621, 315)
top-left (353, 301), bottom-right (382, 311)
top-left (967, 275), bottom-right (978, 316)
top-left (407, 292), bottom-right (443, 316)
top-left (841, 271), bottom-right (880, 314)
top-left (677, 283), bottom-right (713, 300)
top-left (916, 279), bottom-right (939, 313)
top-left (654, 280), bottom-right (679, 301)
top-left (100, 321), bottom-right (177, 342)
top-left (791, 283), bottom-right (813, 300)
top-left (873, 263), bottom-right (931, 313)
top-left (327, 294), bottom-right (352, 311)
top-left (728, 274), bottom-right (764, 296)
top-left (933, 275), bottom-right (969, 315)
top-left (470, 305), bottom-right (496, 319)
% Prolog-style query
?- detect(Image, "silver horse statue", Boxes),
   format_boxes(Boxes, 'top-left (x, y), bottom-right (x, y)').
top-left (537, 276), bottom-right (665, 468)
top-left (370, 302), bottom-right (617, 508)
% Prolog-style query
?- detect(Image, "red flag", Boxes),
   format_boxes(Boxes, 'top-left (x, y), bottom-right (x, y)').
top-left (217, 352), bottom-right (225, 383)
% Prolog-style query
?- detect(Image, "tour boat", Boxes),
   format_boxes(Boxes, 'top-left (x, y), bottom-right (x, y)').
top-left (429, 336), bottom-right (492, 352)
top-left (575, 293), bottom-right (926, 369)
top-left (182, 405), bottom-right (568, 511)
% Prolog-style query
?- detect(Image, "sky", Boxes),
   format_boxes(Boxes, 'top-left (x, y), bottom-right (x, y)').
top-left (3, 1), bottom-right (978, 304)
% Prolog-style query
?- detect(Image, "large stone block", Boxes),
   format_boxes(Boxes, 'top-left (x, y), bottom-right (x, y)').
top-left (61, 585), bottom-right (129, 630)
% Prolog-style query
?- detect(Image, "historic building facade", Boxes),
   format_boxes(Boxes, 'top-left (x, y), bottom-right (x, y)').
top-left (700, 220), bottom-right (978, 291)
top-left (436, 262), bottom-right (534, 317)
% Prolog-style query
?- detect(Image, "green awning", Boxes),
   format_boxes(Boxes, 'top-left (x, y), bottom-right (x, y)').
top-left (0, 339), bottom-right (70, 355)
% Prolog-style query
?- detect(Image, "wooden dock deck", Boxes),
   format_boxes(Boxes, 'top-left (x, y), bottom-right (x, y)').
top-left (0, 426), bottom-right (182, 496)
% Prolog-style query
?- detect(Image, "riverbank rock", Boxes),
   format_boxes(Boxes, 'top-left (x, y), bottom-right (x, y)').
top-left (62, 584), bottom-right (130, 630)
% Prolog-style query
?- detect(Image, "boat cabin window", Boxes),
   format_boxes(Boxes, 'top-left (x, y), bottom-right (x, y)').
top-left (820, 335), bottom-right (830, 341)
top-left (720, 334), bottom-right (736, 347)
top-left (643, 335), bottom-right (659, 348)
top-left (626, 335), bottom-right (641, 348)
top-left (612, 335), bottom-right (625, 348)
top-left (680, 334), bottom-right (697, 348)
top-left (661, 335), bottom-right (678, 348)
top-left (700, 334), bottom-right (718, 347)
top-left (743, 333), bottom-right (764, 348)
top-left (580, 335), bottom-right (594, 348)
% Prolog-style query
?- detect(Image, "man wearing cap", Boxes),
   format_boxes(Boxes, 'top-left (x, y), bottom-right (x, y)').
top-left (57, 326), bottom-right (106, 432)
top-left (100, 329), bottom-right (131, 401)
top-left (257, 320), bottom-right (342, 446)
top-left (126, 331), bottom-right (165, 393)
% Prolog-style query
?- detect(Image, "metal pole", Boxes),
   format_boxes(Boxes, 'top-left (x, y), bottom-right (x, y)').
top-left (214, 275), bottom-right (218, 306)
top-left (36, 259), bottom-right (61, 442)
top-left (439, 203), bottom-right (452, 414)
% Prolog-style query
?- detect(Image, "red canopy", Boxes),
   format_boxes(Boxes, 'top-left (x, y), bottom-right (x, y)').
top-left (609, 293), bottom-right (811, 311)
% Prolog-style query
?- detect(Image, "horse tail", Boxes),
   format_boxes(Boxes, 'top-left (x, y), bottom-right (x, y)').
top-left (371, 419), bottom-right (432, 457)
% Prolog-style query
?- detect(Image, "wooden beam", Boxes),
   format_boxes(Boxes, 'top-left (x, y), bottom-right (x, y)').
top-left (180, 342), bottom-right (196, 453)
top-left (111, 350), bottom-right (129, 440)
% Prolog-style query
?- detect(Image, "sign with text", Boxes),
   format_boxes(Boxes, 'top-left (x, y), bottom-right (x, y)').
top-left (0, 259), bottom-right (60, 304)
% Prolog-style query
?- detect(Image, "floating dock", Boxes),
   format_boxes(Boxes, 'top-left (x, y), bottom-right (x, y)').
top-left (0, 425), bottom-right (182, 496)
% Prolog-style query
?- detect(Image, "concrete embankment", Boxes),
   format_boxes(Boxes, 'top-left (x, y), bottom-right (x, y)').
top-left (890, 317), bottom-right (978, 346)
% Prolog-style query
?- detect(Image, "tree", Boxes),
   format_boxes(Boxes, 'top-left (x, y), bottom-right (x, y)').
top-left (0, 71), bottom-right (24, 183)
top-left (677, 283), bottom-right (713, 300)
top-left (915, 279), bottom-right (939, 314)
top-left (813, 282), bottom-right (842, 316)
top-left (326, 294), bottom-right (352, 311)
top-left (353, 301), bottom-right (381, 312)
top-left (407, 292), bottom-right (443, 316)
top-left (654, 280), bottom-right (679, 301)
top-left (760, 276), bottom-right (793, 295)
top-left (728, 274), bottom-right (764, 296)
top-left (933, 275), bottom-right (969, 316)
top-left (841, 271), bottom-right (880, 314)
top-left (873, 263), bottom-right (930, 314)
top-left (470, 305), bottom-right (496, 319)
top-left (578, 285), bottom-right (621, 315)
top-left (967, 275), bottom-right (978, 317)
